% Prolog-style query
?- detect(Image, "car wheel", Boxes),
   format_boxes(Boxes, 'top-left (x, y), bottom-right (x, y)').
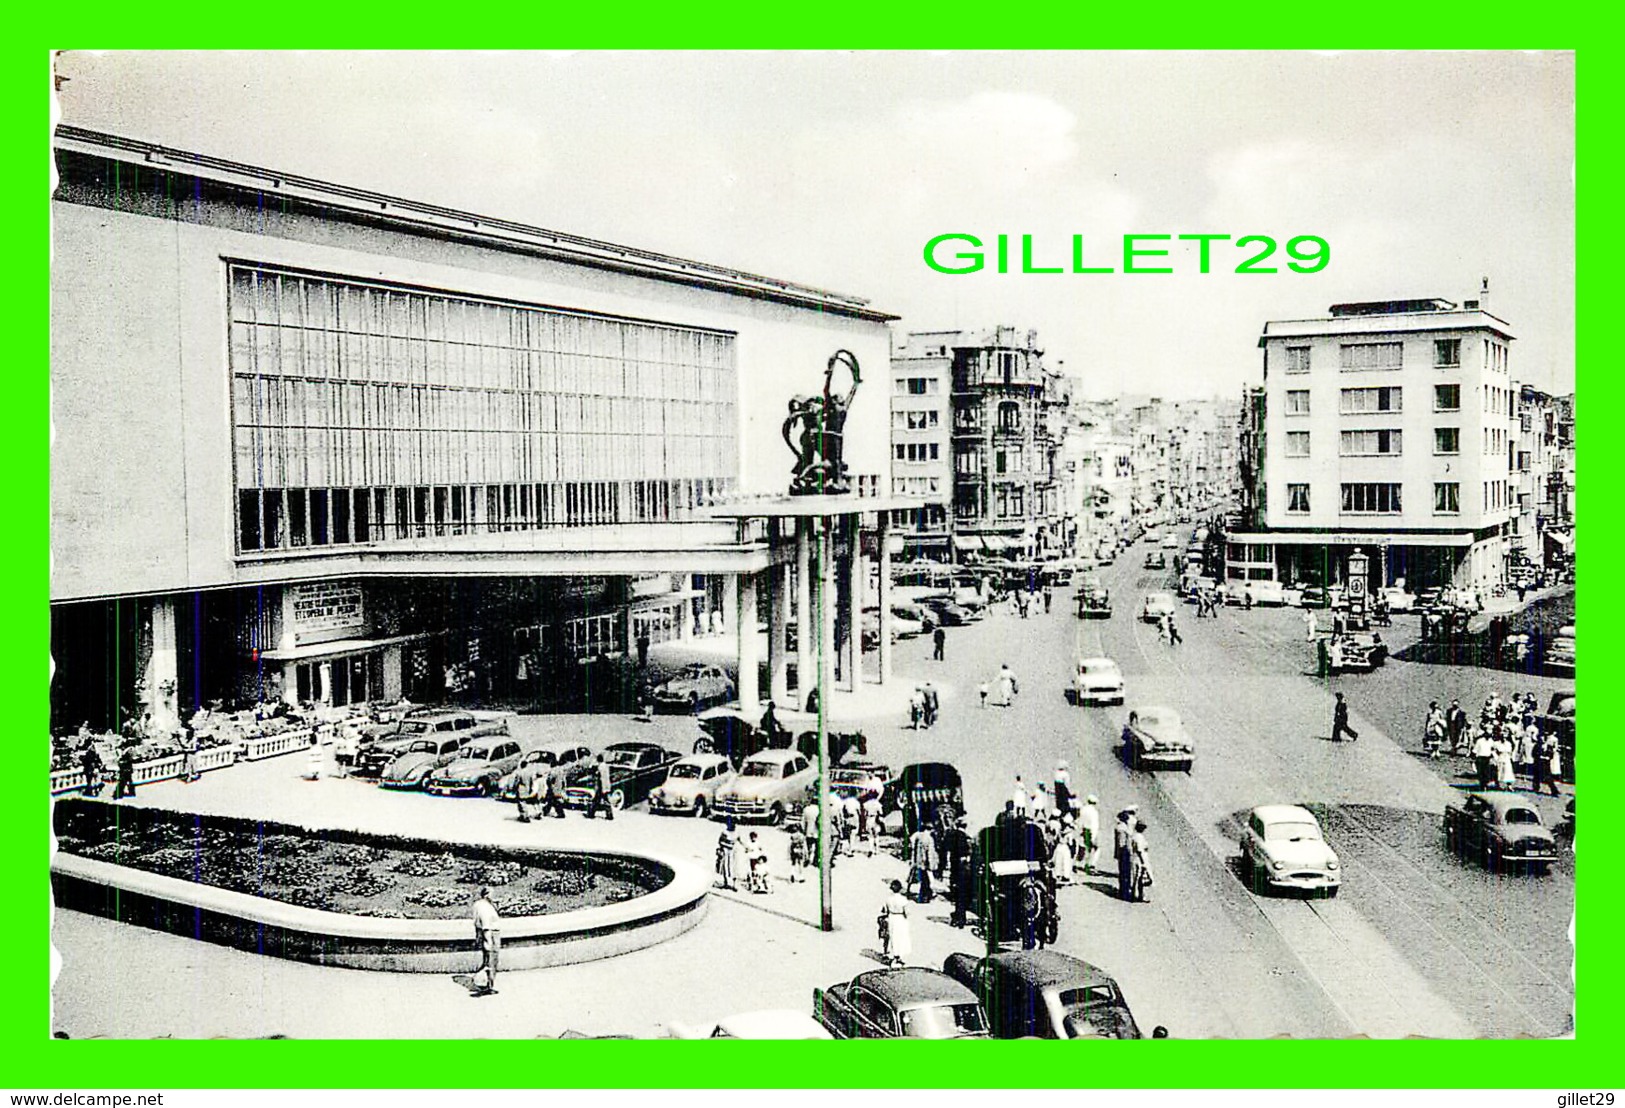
top-left (482, 777), bottom-right (498, 797)
top-left (768, 803), bottom-right (785, 827)
top-left (693, 796), bottom-right (708, 819)
top-left (610, 788), bottom-right (627, 811)
top-left (1325, 885), bottom-right (1340, 899)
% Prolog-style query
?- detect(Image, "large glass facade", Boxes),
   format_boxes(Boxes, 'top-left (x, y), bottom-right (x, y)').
top-left (228, 264), bottom-right (738, 552)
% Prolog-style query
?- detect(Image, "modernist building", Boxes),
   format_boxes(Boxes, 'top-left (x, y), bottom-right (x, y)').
top-left (948, 327), bottom-right (1068, 560)
top-left (1228, 296), bottom-right (1518, 592)
top-left (886, 331), bottom-right (955, 559)
top-left (50, 127), bottom-right (896, 732)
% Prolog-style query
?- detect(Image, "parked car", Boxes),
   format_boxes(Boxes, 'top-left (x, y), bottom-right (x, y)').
top-left (891, 600), bottom-right (938, 633)
top-left (920, 596), bottom-right (974, 626)
top-left (1121, 707), bottom-right (1194, 772)
top-left (1445, 792), bottom-right (1558, 873)
top-left (379, 733), bottom-right (472, 790)
top-left (647, 752), bottom-right (735, 817)
top-left (496, 740), bottom-right (594, 802)
top-left (563, 741), bottom-right (683, 811)
top-left (882, 762), bottom-right (965, 837)
top-left (1143, 550), bottom-right (1168, 570)
top-left (814, 968), bottom-right (990, 1039)
top-left (668, 1009), bottom-right (833, 1040)
top-left (424, 736), bottom-right (528, 797)
top-left (1239, 805), bottom-right (1341, 897)
top-left (354, 710), bottom-right (509, 778)
top-left (829, 761), bottom-right (891, 803)
top-left (1160, 533), bottom-right (1180, 550)
top-left (1140, 592), bottom-right (1178, 623)
top-left (712, 748), bottom-right (817, 825)
top-left (1073, 657), bottom-right (1125, 706)
top-left (652, 664), bottom-right (736, 714)
top-left (943, 950), bottom-right (1146, 1039)
top-left (1379, 586), bottom-right (1416, 612)
top-left (1247, 580), bottom-right (1287, 607)
top-left (1545, 625), bottom-right (1575, 675)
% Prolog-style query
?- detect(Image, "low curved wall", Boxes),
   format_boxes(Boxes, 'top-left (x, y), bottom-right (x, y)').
top-left (51, 846), bottom-right (710, 972)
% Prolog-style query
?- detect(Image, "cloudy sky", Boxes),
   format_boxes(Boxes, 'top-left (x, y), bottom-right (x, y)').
top-left (53, 51), bottom-right (1575, 398)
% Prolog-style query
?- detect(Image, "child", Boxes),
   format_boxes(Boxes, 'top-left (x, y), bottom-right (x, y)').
top-left (978, 682), bottom-right (989, 709)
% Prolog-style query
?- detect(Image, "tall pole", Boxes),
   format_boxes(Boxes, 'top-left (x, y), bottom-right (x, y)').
top-left (816, 515), bottom-right (836, 932)
top-left (796, 519), bottom-right (813, 709)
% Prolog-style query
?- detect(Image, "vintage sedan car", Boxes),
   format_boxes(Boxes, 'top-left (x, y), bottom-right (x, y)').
top-left (814, 968), bottom-right (990, 1039)
top-left (943, 950), bottom-right (1145, 1039)
top-left (424, 737), bottom-right (528, 797)
top-left (1143, 550), bottom-right (1168, 571)
top-left (920, 596), bottom-right (974, 626)
top-left (693, 706), bottom-right (792, 768)
top-left (1239, 805), bottom-right (1341, 897)
top-left (652, 664), bottom-right (736, 714)
top-left (1076, 576), bottom-right (1112, 619)
top-left (647, 752), bottom-right (735, 817)
top-left (1140, 592), bottom-right (1178, 623)
top-left (1160, 533), bottom-right (1180, 550)
top-left (1445, 792), bottom-right (1559, 872)
top-left (1121, 707), bottom-right (1194, 772)
top-left (495, 740), bottom-right (594, 802)
top-left (1378, 586), bottom-right (1416, 612)
top-left (829, 761), bottom-right (892, 803)
top-left (668, 1009), bottom-right (833, 1040)
top-left (354, 710), bottom-right (509, 778)
top-left (563, 741), bottom-right (683, 811)
top-left (1073, 657), bottom-right (1125, 706)
top-left (378, 734), bottom-right (471, 790)
top-left (1248, 580), bottom-right (1288, 607)
top-left (890, 600), bottom-right (938, 634)
top-left (712, 748), bottom-right (817, 825)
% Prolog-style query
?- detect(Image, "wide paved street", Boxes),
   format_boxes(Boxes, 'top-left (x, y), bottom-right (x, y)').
top-left (52, 537), bottom-right (1573, 1040)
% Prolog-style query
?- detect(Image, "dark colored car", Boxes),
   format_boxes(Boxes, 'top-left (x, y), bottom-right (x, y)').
top-left (1445, 792), bottom-right (1558, 872)
top-left (563, 741), bottom-right (682, 811)
top-left (1076, 575), bottom-right (1112, 619)
top-left (882, 762), bottom-right (964, 837)
top-left (971, 818), bottom-right (1057, 950)
top-left (919, 597), bottom-right (974, 626)
top-left (943, 950), bottom-right (1144, 1039)
top-left (813, 968), bottom-right (989, 1039)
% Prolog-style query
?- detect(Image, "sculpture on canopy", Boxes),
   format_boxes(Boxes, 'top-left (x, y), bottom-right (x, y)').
top-left (783, 350), bottom-right (862, 497)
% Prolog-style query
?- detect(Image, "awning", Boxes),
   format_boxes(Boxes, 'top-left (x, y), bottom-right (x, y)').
top-left (257, 631), bottom-right (435, 663)
top-left (952, 535), bottom-right (985, 552)
top-left (1545, 530), bottom-right (1574, 551)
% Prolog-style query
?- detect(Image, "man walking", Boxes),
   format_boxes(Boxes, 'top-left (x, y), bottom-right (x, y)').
top-left (1042, 584), bottom-right (1054, 614)
top-left (1471, 727), bottom-right (1495, 790)
top-left (1167, 611), bottom-right (1183, 646)
top-left (584, 753), bottom-right (615, 820)
top-left (80, 741), bottom-right (105, 798)
top-left (1446, 699), bottom-right (1469, 755)
top-left (1114, 806), bottom-right (1137, 901)
top-left (932, 626), bottom-right (946, 662)
top-left (113, 742), bottom-right (137, 799)
top-left (1331, 692), bottom-right (1358, 742)
top-left (944, 816), bottom-right (974, 929)
top-left (921, 682), bottom-right (940, 729)
top-left (907, 824), bottom-right (937, 903)
top-left (541, 762), bottom-right (568, 819)
top-left (512, 760), bottom-right (540, 823)
top-left (177, 722), bottom-right (200, 783)
top-left (470, 888), bottom-right (501, 996)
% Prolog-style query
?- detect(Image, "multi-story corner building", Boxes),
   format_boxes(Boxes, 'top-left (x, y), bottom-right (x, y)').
top-left (50, 127), bottom-right (896, 732)
top-left (948, 327), bottom-right (1068, 559)
top-left (887, 331), bottom-right (955, 560)
top-left (1226, 295), bottom-right (1518, 593)
top-left (1514, 385), bottom-right (1576, 566)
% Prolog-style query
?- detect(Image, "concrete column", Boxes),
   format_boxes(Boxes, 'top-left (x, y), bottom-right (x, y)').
top-left (143, 596), bottom-right (180, 731)
top-left (721, 570), bottom-right (738, 640)
top-left (795, 518), bottom-right (813, 708)
top-left (736, 570), bottom-right (760, 710)
top-left (878, 512), bottom-right (893, 685)
top-left (382, 645), bottom-right (404, 700)
top-left (768, 523), bottom-right (791, 705)
top-left (845, 515), bottom-right (864, 692)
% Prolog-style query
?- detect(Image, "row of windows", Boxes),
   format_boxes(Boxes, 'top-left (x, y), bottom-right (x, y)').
top-left (892, 409), bottom-right (942, 430)
top-left (1283, 339), bottom-right (1466, 375)
top-left (1283, 426), bottom-right (1466, 457)
top-left (1284, 384), bottom-right (1462, 416)
top-left (892, 475), bottom-right (944, 496)
top-left (1484, 426), bottom-right (1508, 457)
top-left (953, 484), bottom-right (1051, 521)
top-left (1484, 383), bottom-right (1514, 418)
top-left (237, 479), bottom-right (732, 552)
top-left (1485, 480), bottom-right (1510, 511)
top-left (1282, 481), bottom-right (1476, 516)
top-left (894, 377), bottom-right (942, 395)
top-left (895, 443), bottom-right (942, 463)
top-left (228, 265), bottom-right (737, 538)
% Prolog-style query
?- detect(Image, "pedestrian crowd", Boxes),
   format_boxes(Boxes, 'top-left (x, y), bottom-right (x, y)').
top-left (1423, 691), bottom-right (1561, 795)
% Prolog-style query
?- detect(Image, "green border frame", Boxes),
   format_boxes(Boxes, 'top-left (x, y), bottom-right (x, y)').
top-left (15, 23), bottom-right (1607, 1090)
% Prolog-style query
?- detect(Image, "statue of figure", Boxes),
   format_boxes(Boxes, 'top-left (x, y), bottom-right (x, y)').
top-left (784, 350), bottom-right (862, 496)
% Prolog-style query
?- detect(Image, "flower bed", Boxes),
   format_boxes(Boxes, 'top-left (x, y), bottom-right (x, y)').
top-left (52, 800), bottom-right (652, 920)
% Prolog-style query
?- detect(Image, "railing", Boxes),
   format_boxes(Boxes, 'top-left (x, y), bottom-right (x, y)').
top-left (50, 743), bottom-right (244, 795)
top-left (240, 727), bottom-right (316, 761)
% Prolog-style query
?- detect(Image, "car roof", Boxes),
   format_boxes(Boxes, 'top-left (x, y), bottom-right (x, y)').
top-left (606, 741), bottom-right (665, 753)
top-left (675, 752), bottom-right (731, 769)
top-left (743, 748), bottom-right (801, 765)
top-left (1076, 657), bottom-right (1119, 668)
top-left (1476, 792), bottom-right (1542, 817)
top-left (852, 968), bottom-right (978, 1008)
top-left (1250, 804), bottom-right (1318, 825)
top-left (713, 1010), bottom-right (832, 1039)
top-left (980, 950), bottom-right (1118, 991)
top-left (1133, 706), bottom-right (1181, 725)
top-left (531, 738), bottom-right (586, 754)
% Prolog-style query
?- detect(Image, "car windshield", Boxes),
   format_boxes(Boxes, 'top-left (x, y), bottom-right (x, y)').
top-left (1137, 710), bottom-right (1179, 731)
top-left (1058, 985), bottom-right (1120, 1010)
top-left (1503, 808), bottom-right (1542, 825)
top-left (405, 740), bottom-right (438, 754)
top-left (741, 760), bottom-right (782, 778)
top-left (668, 764), bottom-right (703, 780)
top-left (400, 721), bottom-right (430, 734)
top-left (606, 749), bottom-right (643, 766)
top-left (1265, 821), bottom-right (1322, 842)
top-left (677, 665), bottom-right (708, 679)
top-left (461, 747), bottom-right (491, 761)
top-left (1080, 662), bottom-right (1115, 676)
top-left (526, 751), bottom-right (556, 766)
top-left (899, 1004), bottom-right (987, 1039)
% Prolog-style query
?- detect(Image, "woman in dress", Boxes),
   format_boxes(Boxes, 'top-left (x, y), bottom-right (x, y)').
top-left (881, 879), bottom-right (912, 966)
top-left (1494, 732), bottom-right (1516, 790)
top-left (304, 730), bottom-right (323, 781)
top-left (715, 818), bottom-right (739, 891)
top-left (1129, 820), bottom-right (1154, 903)
top-left (1051, 815), bottom-right (1075, 886)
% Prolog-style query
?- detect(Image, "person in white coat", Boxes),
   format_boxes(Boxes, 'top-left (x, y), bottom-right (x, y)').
top-left (880, 880), bottom-right (912, 966)
top-left (994, 664), bottom-right (1019, 707)
top-left (1078, 794), bottom-right (1102, 874)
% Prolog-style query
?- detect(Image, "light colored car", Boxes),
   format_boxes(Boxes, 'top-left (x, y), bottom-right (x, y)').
top-left (1140, 592), bottom-right (1178, 622)
top-left (496, 740), bottom-right (593, 801)
top-left (1248, 580), bottom-right (1287, 607)
top-left (1546, 625), bottom-right (1575, 674)
top-left (652, 663), bottom-right (736, 714)
top-left (712, 748), bottom-right (817, 825)
top-left (379, 734), bottom-right (470, 790)
top-left (648, 752), bottom-right (735, 817)
top-left (1121, 707), bottom-right (1194, 772)
top-left (1073, 657), bottom-right (1125, 706)
top-left (1240, 804), bottom-right (1341, 896)
top-left (1160, 533), bottom-right (1180, 550)
top-left (355, 710), bottom-right (508, 777)
top-left (669, 1009), bottom-right (833, 1040)
top-left (424, 737), bottom-right (528, 797)
top-left (1379, 587), bottom-right (1416, 612)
